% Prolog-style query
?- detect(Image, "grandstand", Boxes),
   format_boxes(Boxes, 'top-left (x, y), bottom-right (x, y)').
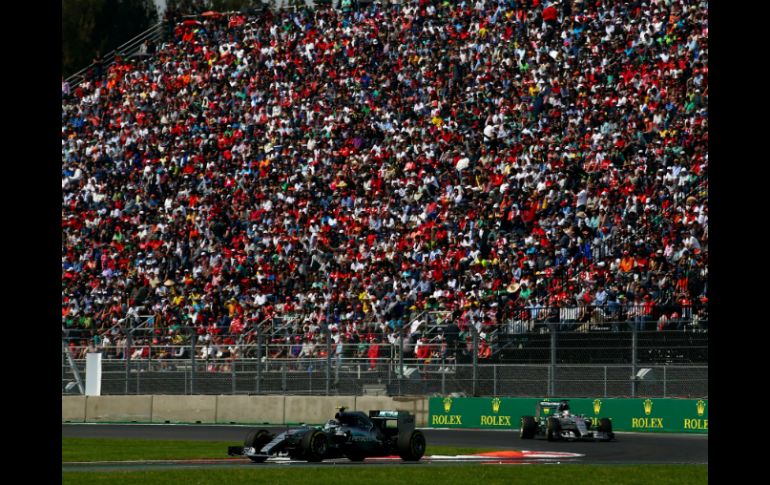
top-left (62, 0), bottom-right (708, 398)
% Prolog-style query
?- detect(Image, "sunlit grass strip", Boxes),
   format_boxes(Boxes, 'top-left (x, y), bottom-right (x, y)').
top-left (62, 465), bottom-right (707, 485)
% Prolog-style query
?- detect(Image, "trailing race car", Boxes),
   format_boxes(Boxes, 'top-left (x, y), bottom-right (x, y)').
top-left (227, 408), bottom-right (426, 462)
top-left (519, 400), bottom-right (615, 442)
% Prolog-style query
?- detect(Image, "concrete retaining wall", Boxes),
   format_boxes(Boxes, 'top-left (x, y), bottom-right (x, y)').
top-left (63, 395), bottom-right (428, 426)
top-left (354, 396), bottom-right (429, 427)
top-left (151, 395), bottom-right (218, 424)
top-left (284, 395), bottom-right (356, 424)
top-left (85, 395), bottom-right (153, 422)
top-left (216, 395), bottom-right (286, 424)
top-left (62, 396), bottom-right (86, 422)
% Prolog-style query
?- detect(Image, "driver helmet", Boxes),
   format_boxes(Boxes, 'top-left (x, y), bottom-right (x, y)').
top-left (557, 400), bottom-right (570, 414)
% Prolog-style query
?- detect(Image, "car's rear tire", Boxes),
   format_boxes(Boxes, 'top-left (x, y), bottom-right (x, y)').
top-left (301, 429), bottom-right (328, 462)
top-left (598, 418), bottom-right (615, 440)
top-left (397, 430), bottom-right (426, 461)
top-left (546, 417), bottom-right (561, 441)
top-left (244, 429), bottom-right (272, 462)
top-left (520, 416), bottom-right (537, 439)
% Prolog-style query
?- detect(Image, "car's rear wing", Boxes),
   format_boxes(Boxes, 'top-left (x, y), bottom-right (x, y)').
top-left (369, 410), bottom-right (415, 432)
top-left (535, 401), bottom-right (560, 418)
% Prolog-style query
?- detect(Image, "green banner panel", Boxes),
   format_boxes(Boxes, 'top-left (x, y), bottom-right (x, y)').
top-left (428, 397), bottom-right (708, 433)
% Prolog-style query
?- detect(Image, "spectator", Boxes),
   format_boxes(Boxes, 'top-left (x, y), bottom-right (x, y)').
top-left (367, 338), bottom-right (380, 370)
top-left (61, 77), bottom-right (70, 100)
top-left (415, 336), bottom-right (431, 363)
top-left (61, 1), bottom-right (708, 354)
top-left (299, 337), bottom-right (316, 358)
top-left (478, 338), bottom-right (492, 360)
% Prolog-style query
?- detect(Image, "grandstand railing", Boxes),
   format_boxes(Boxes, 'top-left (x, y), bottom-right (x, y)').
top-left (65, 21), bottom-right (165, 88)
top-left (61, 303), bottom-right (706, 339)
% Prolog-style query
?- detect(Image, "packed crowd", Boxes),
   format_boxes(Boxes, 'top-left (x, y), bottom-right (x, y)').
top-left (62, 0), bottom-right (708, 359)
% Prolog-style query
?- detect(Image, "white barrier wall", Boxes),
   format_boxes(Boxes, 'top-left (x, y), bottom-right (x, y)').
top-left (85, 353), bottom-right (102, 396)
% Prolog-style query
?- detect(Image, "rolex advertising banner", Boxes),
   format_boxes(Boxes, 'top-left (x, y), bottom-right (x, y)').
top-left (428, 397), bottom-right (708, 433)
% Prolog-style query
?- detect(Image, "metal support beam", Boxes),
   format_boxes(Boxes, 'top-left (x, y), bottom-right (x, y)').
top-left (125, 331), bottom-right (133, 394)
top-left (256, 330), bottom-right (262, 394)
top-left (549, 323), bottom-right (557, 396)
top-left (472, 326), bottom-right (478, 397)
top-left (326, 329), bottom-right (331, 396)
top-left (398, 325), bottom-right (405, 395)
top-left (631, 323), bottom-right (638, 398)
top-left (62, 340), bottom-right (85, 395)
top-left (190, 333), bottom-right (197, 395)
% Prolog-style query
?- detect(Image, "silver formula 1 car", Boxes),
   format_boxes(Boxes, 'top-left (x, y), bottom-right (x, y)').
top-left (519, 400), bottom-right (615, 441)
top-left (227, 408), bottom-right (426, 462)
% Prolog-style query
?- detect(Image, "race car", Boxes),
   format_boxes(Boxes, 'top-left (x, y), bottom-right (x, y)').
top-left (519, 400), bottom-right (615, 442)
top-left (227, 408), bottom-right (426, 462)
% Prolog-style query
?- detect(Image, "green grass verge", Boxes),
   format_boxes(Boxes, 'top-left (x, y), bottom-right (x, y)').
top-left (62, 465), bottom-right (707, 485)
top-left (62, 438), bottom-right (498, 462)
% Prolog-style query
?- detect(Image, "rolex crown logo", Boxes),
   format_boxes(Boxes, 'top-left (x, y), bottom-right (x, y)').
top-left (593, 399), bottom-right (602, 415)
top-left (696, 400), bottom-right (706, 417)
top-left (492, 397), bottom-right (502, 413)
top-left (643, 399), bottom-right (653, 416)
top-left (443, 397), bottom-right (453, 413)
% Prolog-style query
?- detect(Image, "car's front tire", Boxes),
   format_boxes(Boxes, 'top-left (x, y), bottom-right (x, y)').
top-left (397, 430), bottom-right (426, 461)
top-left (244, 429), bottom-right (272, 462)
top-left (546, 417), bottom-right (562, 441)
top-left (520, 416), bottom-right (537, 439)
top-left (301, 429), bottom-right (328, 462)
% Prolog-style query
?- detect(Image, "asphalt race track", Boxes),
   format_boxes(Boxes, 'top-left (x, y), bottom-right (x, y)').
top-left (62, 423), bottom-right (706, 470)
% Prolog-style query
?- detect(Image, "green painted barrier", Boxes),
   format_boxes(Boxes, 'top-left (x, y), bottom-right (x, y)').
top-left (428, 397), bottom-right (707, 433)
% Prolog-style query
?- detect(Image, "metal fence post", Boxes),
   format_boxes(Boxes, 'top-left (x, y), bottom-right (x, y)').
top-left (231, 356), bottom-right (236, 395)
top-left (631, 324), bottom-right (638, 398)
top-left (472, 328), bottom-right (478, 397)
top-left (493, 364), bottom-right (497, 396)
top-left (398, 327), bottom-right (404, 396)
top-left (136, 353), bottom-right (141, 395)
top-left (256, 330), bottom-right (262, 395)
top-left (326, 331), bottom-right (331, 396)
top-left (663, 366), bottom-right (667, 398)
top-left (125, 332), bottom-right (133, 395)
top-left (604, 365), bottom-right (608, 398)
top-left (549, 324), bottom-right (557, 397)
top-left (337, 349), bottom-right (342, 391)
top-left (441, 354), bottom-right (446, 395)
top-left (190, 334), bottom-right (197, 395)
top-left (386, 346), bottom-right (392, 387)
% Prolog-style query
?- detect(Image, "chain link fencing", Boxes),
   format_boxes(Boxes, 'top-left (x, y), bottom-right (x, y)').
top-left (62, 327), bottom-right (707, 398)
